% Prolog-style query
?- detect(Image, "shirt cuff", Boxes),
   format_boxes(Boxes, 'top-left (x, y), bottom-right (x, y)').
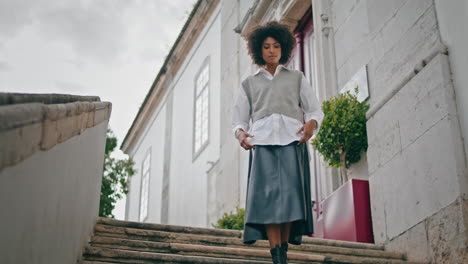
top-left (233, 124), bottom-right (248, 138)
top-left (304, 112), bottom-right (324, 131)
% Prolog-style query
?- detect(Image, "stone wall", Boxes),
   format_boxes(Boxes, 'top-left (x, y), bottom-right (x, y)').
top-left (0, 93), bottom-right (111, 264)
top-left (434, 0), bottom-right (468, 170)
top-left (368, 53), bottom-right (466, 263)
top-left (328, 0), bottom-right (467, 262)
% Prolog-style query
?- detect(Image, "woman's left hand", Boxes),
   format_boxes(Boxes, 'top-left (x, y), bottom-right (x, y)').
top-left (297, 119), bottom-right (317, 144)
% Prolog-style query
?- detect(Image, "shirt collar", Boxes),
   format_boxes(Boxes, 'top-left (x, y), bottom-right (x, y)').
top-left (254, 64), bottom-right (289, 76)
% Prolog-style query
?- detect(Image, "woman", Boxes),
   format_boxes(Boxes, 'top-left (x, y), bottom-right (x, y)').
top-left (232, 21), bottom-right (324, 264)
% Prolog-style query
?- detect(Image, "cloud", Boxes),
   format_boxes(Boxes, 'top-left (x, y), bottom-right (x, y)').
top-left (0, 0), bottom-right (42, 39)
top-left (37, 1), bottom-right (130, 64)
top-left (55, 80), bottom-right (85, 92)
top-left (62, 58), bottom-right (85, 71)
top-left (0, 61), bottom-right (10, 72)
top-left (0, 0), bottom-right (198, 65)
top-left (0, 0), bottom-right (198, 145)
top-left (0, 0), bottom-right (131, 64)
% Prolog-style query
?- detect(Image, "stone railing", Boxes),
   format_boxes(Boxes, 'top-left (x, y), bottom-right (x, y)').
top-left (0, 93), bottom-right (111, 168)
top-left (0, 93), bottom-right (112, 264)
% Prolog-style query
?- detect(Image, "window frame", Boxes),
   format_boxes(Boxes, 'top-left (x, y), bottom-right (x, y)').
top-left (192, 56), bottom-right (211, 161)
top-left (139, 147), bottom-right (151, 222)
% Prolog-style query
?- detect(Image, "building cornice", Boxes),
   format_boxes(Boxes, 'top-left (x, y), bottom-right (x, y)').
top-left (236, 0), bottom-right (311, 37)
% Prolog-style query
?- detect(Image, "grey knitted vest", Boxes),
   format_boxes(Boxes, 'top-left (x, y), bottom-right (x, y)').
top-left (242, 68), bottom-right (303, 123)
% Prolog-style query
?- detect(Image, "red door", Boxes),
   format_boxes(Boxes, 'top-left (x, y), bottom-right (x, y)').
top-left (287, 8), bottom-right (325, 238)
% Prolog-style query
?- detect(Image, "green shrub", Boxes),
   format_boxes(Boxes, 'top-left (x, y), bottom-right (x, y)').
top-left (311, 87), bottom-right (370, 181)
top-left (212, 206), bottom-right (245, 230)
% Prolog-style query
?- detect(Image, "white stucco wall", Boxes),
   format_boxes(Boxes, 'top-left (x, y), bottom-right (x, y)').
top-left (0, 121), bottom-right (107, 264)
top-left (126, 5), bottom-right (221, 228)
top-left (126, 104), bottom-right (167, 223)
top-left (168, 6), bottom-right (221, 228)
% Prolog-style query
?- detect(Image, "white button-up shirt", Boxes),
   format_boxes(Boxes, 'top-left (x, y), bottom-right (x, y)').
top-left (232, 64), bottom-right (324, 146)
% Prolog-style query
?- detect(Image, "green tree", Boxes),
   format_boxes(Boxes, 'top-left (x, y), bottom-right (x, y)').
top-left (99, 128), bottom-right (136, 218)
top-left (311, 87), bottom-right (370, 182)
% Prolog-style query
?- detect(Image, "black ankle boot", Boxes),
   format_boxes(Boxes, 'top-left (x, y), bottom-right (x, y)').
top-left (280, 242), bottom-right (288, 264)
top-left (270, 244), bottom-right (282, 264)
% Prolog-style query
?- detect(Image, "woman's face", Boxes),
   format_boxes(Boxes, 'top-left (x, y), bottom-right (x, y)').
top-left (261, 37), bottom-right (281, 65)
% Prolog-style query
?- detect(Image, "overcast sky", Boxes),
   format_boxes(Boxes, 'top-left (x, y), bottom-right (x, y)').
top-left (0, 0), bottom-right (198, 218)
top-left (0, 0), bottom-right (197, 143)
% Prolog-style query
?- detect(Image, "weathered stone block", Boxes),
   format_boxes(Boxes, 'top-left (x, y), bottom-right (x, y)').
top-left (336, 38), bottom-right (373, 89)
top-left (461, 195), bottom-right (468, 264)
top-left (79, 112), bottom-right (89, 134)
top-left (387, 116), bottom-right (460, 240)
top-left (0, 94), bottom-right (110, 169)
top-left (383, 220), bottom-right (430, 263)
top-left (94, 108), bottom-right (106, 126)
top-left (57, 116), bottom-right (78, 143)
top-left (0, 123), bottom-right (42, 168)
top-left (43, 103), bottom-right (67, 121)
top-left (369, 170), bottom-right (389, 244)
top-left (19, 122), bottom-right (43, 160)
top-left (427, 196), bottom-right (467, 264)
top-left (367, 0), bottom-right (406, 35)
top-left (398, 54), bottom-right (455, 149)
top-left (370, 0), bottom-right (432, 62)
top-left (366, 116), bottom-right (401, 175)
top-left (0, 103), bottom-right (44, 131)
top-left (86, 105), bottom-right (96, 128)
top-left (368, 5), bottom-right (440, 108)
top-left (331, 0), bottom-right (359, 34)
top-left (334, 0), bottom-right (369, 69)
top-left (40, 119), bottom-right (58, 150)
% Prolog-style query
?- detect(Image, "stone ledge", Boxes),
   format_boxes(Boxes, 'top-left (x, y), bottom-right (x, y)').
top-left (0, 103), bottom-right (46, 131)
top-left (0, 92), bottom-right (100, 105)
top-left (0, 93), bottom-right (112, 169)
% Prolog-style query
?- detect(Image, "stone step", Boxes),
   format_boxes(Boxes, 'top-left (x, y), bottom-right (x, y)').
top-left (79, 218), bottom-right (427, 264)
top-left (83, 244), bottom-right (424, 264)
top-left (93, 225), bottom-right (405, 260)
top-left (88, 236), bottom-right (425, 264)
top-left (82, 246), bottom-right (323, 264)
top-left (97, 217), bottom-right (384, 251)
top-left (89, 236), bottom-right (327, 263)
top-left (81, 262), bottom-right (120, 264)
top-left (90, 237), bottom-right (426, 263)
top-left (97, 217), bottom-right (242, 238)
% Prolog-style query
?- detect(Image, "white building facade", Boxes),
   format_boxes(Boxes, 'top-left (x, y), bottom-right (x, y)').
top-left (123, 1), bottom-right (221, 227)
top-left (122, 1), bottom-right (468, 262)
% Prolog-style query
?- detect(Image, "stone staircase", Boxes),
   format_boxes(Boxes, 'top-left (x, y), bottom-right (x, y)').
top-left (79, 217), bottom-right (425, 264)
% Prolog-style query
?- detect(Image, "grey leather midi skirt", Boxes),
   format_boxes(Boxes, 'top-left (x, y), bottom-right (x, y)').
top-left (242, 141), bottom-right (314, 245)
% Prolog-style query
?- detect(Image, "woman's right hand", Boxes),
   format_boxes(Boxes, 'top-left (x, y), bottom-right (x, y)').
top-left (236, 129), bottom-right (255, 150)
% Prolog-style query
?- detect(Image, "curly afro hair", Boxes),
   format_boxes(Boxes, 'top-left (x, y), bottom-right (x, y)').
top-left (245, 21), bottom-right (296, 66)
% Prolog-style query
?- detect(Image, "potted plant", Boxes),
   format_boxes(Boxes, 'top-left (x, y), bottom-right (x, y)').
top-left (311, 87), bottom-right (369, 182)
top-left (310, 87), bottom-right (374, 243)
